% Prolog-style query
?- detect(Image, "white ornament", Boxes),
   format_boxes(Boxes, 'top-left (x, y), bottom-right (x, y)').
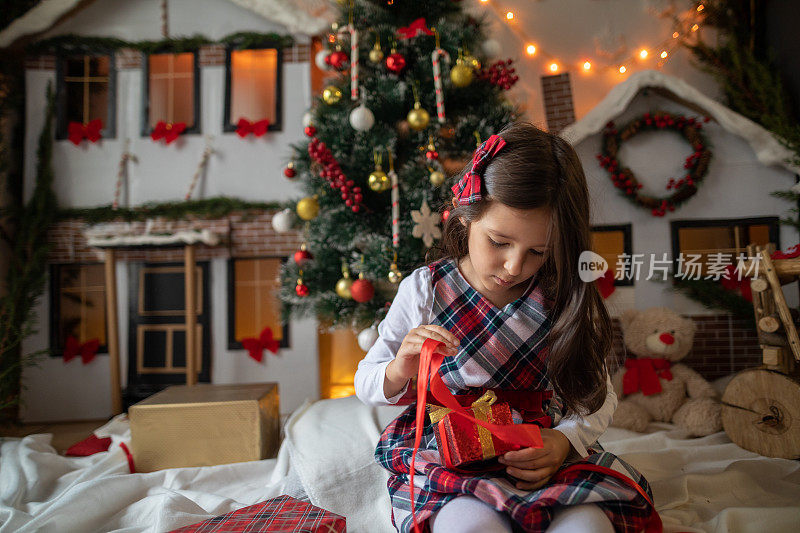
top-left (315, 49), bottom-right (332, 70)
top-left (482, 39), bottom-right (502, 57)
top-left (411, 199), bottom-right (442, 248)
top-left (302, 112), bottom-right (313, 128)
top-left (271, 208), bottom-right (295, 233)
top-left (349, 104), bottom-right (375, 131)
top-left (358, 326), bottom-right (379, 351)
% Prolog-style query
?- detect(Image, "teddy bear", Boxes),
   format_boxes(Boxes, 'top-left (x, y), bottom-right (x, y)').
top-left (610, 307), bottom-right (722, 436)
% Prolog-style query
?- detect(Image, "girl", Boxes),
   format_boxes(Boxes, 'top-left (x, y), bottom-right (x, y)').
top-left (354, 123), bottom-right (657, 533)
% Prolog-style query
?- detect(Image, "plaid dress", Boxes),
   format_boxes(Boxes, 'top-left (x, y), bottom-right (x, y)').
top-left (375, 259), bottom-right (656, 532)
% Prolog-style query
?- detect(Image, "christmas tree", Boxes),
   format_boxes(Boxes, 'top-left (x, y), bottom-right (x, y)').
top-left (278, 0), bottom-right (520, 331)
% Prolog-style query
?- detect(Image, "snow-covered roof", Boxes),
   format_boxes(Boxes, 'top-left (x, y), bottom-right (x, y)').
top-left (560, 69), bottom-right (800, 175)
top-left (0, 0), bottom-right (335, 47)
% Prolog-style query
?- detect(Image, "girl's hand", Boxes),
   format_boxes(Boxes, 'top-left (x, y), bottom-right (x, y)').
top-left (498, 429), bottom-right (572, 490)
top-left (384, 325), bottom-right (459, 396)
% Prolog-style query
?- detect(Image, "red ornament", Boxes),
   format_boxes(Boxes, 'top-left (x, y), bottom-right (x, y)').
top-left (442, 209), bottom-right (451, 222)
top-left (284, 166), bottom-right (296, 178)
top-left (304, 125), bottom-right (317, 137)
top-left (386, 52), bottom-right (407, 73)
top-left (350, 278), bottom-right (375, 302)
top-left (293, 248), bottom-right (313, 266)
top-left (426, 150), bottom-right (439, 160)
top-left (328, 50), bottom-right (348, 70)
top-left (295, 280), bottom-right (309, 297)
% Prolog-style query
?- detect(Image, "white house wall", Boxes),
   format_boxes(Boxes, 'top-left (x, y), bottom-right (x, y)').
top-left (576, 91), bottom-right (800, 314)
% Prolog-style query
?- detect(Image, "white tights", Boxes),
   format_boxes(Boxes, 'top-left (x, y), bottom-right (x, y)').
top-left (429, 495), bottom-right (615, 533)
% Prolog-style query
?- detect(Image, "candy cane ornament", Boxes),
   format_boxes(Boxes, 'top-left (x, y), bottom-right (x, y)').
top-left (389, 154), bottom-right (399, 248)
top-left (431, 30), bottom-right (450, 124)
top-left (338, 24), bottom-right (359, 101)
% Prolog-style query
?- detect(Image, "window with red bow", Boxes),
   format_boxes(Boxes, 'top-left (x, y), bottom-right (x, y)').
top-left (145, 52), bottom-right (198, 134)
top-left (591, 224), bottom-right (633, 286)
top-left (56, 54), bottom-right (115, 141)
top-left (50, 264), bottom-right (107, 355)
top-left (228, 258), bottom-right (289, 350)
top-left (224, 47), bottom-right (283, 134)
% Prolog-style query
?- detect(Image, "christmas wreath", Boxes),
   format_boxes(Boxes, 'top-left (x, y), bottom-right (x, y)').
top-left (597, 112), bottom-right (712, 217)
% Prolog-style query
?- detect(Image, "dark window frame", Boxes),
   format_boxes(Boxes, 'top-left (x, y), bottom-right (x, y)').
top-left (227, 257), bottom-right (290, 350)
top-left (49, 263), bottom-right (109, 357)
top-left (670, 216), bottom-right (780, 277)
top-left (141, 50), bottom-right (201, 137)
top-left (55, 52), bottom-right (117, 141)
top-left (590, 224), bottom-right (634, 287)
top-left (223, 44), bottom-right (284, 133)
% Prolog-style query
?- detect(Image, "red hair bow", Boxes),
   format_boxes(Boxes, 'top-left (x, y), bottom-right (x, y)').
top-left (151, 121), bottom-right (186, 144)
top-left (68, 119), bottom-right (103, 145)
top-left (63, 336), bottom-right (100, 364)
top-left (451, 134), bottom-right (507, 205)
top-left (397, 18), bottom-right (434, 39)
top-left (241, 326), bottom-right (280, 362)
top-left (236, 118), bottom-right (271, 138)
top-left (622, 358), bottom-right (673, 396)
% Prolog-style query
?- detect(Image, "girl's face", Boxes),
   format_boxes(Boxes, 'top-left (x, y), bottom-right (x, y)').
top-left (462, 201), bottom-right (551, 299)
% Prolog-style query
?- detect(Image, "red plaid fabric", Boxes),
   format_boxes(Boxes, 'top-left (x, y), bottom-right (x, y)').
top-left (375, 259), bottom-right (657, 532)
top-left (171, 495), bottom-right (346, 532)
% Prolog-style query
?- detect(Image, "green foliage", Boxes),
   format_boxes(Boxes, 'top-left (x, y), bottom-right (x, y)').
top-left (669, 276), bottom-right (755, 329)
top-left (278, 0), bottom-right (519, 328)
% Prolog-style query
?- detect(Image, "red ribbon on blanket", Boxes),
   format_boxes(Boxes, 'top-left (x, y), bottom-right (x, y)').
top-left (408, 339), bottom-right (545, 533)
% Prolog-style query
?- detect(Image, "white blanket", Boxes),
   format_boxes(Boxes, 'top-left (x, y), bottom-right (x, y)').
top-left (1, 397), bottom-right (799, 532)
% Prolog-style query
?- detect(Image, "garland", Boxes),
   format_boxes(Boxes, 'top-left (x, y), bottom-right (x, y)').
top-left (597, 112), bottom-right (712, 217)
top-left (27, 32), bottom-right (294, 56)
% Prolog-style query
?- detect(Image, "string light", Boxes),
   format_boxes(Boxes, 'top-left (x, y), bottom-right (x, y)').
top-left (696, 4), bottom-right (705, 11)
top-left (583, 61), bottom-right (591, 71)
top-left (691, 23), bottom-right (699, 32)
top-left (526, 44), bottom-right (536, 55)
top-left (619, 65), bottom-right (627, 74)
top-left (660, 50), bottom-right (668, 59)
top-left (673, 31), bottom-right (680, 38)
top-left (549, 62), bottom-right (559, 72)
top-left (639, 49), bottom-right (648, 59)
top-left (506, 11), bottom-right (514, 20)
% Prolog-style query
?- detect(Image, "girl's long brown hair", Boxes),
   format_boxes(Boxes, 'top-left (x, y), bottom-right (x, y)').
top-left (432, 122), bottom-right (611, 416)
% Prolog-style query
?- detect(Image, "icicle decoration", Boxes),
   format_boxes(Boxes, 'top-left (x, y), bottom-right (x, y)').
top-left (113, 139), bottom-right (135, 210)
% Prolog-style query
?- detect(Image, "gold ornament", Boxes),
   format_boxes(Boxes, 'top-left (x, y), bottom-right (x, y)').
top-left (369, 41), bottom-right (384, 63)
top-left (335, 275), bottom-right (353, 299)
top-left (407, 102), bottom-right (430, 131)
top-left (429, 170), bottom-right (445, 186)
top-left (368, 167), bottom-right (390, 192)
top-left (322, 85), bottom-right (343, 105)
top-left (388, 262), bottom-right (403, 284)
top-left (296, 196), bottom-right (319, 220)
top-left (463, 54), bottom-right (481, 70)
top-left (450, 60), bottom-right (474, 87)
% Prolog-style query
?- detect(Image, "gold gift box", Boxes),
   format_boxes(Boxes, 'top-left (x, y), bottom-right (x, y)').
top-left (129, 383), bottom-right (280, 472)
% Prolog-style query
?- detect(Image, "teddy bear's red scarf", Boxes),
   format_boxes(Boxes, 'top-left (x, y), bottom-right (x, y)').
top-left (623, 358), bottom-right (673, 396)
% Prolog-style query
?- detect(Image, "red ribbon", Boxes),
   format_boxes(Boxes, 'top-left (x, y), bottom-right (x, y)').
top-left (771, 244), bottom-right (800, 260)
top-left (236, 118), bottom-right (271, 138)
top-left (151, 121), bottom-right (186, 144)
top-left (596, 268), bottom-right (616, 299)
top-left (408, 339), bottom-right (544, 533)
top-left (241, 326), bottom-right (280, 362)
top-left (397, 17), bottom-right (434, 39)
top-left (67, 119), bottom-right (103, 145)
top-left (451, 134), bottom-right (507, 206)
top-left (720, 265), bottom-right (752, 302)
top-left (63, 336), bottom-right (100, 364)
top-left (119, 442), bottom-right (136, 473)
top-left (622, 358), bottom-right (673, 396)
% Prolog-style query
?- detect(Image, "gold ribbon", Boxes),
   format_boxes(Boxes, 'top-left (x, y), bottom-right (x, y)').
top-left (427, 390), bottom-right (498, 459)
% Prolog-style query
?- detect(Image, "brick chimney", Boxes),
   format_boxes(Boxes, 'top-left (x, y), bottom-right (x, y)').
top-left (541, 72), bottom-right (576, 134)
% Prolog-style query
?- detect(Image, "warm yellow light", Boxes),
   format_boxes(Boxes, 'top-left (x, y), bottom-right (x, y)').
top-left (697, 4), bottom-right (705, 11)
top-left (583, 61), bottom-right (591, 70)
top-left (549, 62), bottom-right (558, 72)
top-left (639, 49), bottom-right (648, 59)
top-left (691, 24), bottom-right (699, 32)
top-left (660, 50), bottom-right (668, 59)
top-left (480, 0), bottom-right (489, 3)
top-left (619, 65), bottom-right (627, 74)
top-left (506, 11), bottom-right (514, 20)
top-left (328, 34), bottom-right (336, 44)
top-left (526, 44), bottom-right (536, 56)
top-left (672, 31), bottom-right (680, 38)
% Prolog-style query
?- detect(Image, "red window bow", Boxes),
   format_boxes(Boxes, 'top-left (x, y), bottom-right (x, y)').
top-left (241, 326), bottom-right (280, 362)
top-left (622, 358), bottom-right (673, 396)
top-left (151, 121), bottom-right (187, 144)
top-left (236, 118), bottom-right (271, 138)
top-left (397, 17), bottom-right (434, 39)
top-left (68, 119), bottom-right (103, 145)
top-left (63, 336), bottom-right (100, 364)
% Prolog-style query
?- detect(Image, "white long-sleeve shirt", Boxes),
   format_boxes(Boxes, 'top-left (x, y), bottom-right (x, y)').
top-left (354, 266), bottom-right (617, 458)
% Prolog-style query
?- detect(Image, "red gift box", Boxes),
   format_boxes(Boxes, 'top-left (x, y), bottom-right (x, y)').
top-left (170, 495), bottom-right (346, 532)
top-left (428, 390), bottom-right (518, 468)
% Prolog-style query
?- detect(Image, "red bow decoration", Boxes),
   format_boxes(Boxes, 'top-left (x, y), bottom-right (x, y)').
top-left (720, 265), bottom-right (752, 302)
top-left (622, 358), bottom-right (673, 396)
top-left (596, 268), bottom-right (616, 299)
top-left (68, 119), bottom-right (103, 145)
top-left (236, 118), bottom-right (271, 138)
top-left (63, 336), bottom-right (100, 364)
top-left (151, 121), bottom-right (186, 144)
top-left (241, 326), bottom-right (280, 362)
top-left (771, 243), bottom-right (800, 260)
top-left (397, 17), bottom-right (434, 39)
top-left (451, 134), bottom-right (507, 205)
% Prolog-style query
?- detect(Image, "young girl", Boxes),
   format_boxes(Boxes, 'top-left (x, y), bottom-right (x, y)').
top-left (354, 123), bottom-right (657, 533)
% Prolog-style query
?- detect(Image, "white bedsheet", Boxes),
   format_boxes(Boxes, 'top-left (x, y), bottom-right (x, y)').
top-left (1, 396), bottom-right (799, 532)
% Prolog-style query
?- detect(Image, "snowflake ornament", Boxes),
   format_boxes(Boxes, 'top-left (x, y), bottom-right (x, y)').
top-left (411, 199), bottom-right (442, 248)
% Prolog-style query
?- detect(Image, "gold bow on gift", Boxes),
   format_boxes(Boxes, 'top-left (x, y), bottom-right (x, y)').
top-left (428, 390), bottom-right (498, 459)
